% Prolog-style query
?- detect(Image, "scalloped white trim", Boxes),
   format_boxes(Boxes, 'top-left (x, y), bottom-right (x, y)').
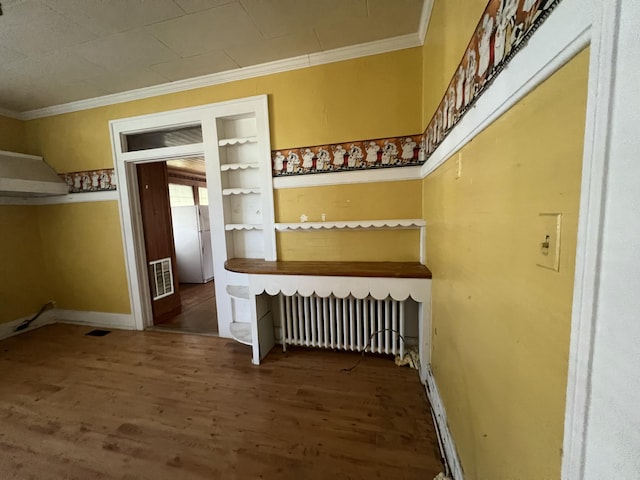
top-left (221, 162), bottom-right (260, 171)
top-left (222, 187), bottom-right (261, 196)
top-left (219, 136), bottom-right (257, 146)
top-left (248, 274), bottom-right (430, 302)
top-left (275, 218), bottom-right (426, 231)
top-left (224, 223), bottom-right (263, 231)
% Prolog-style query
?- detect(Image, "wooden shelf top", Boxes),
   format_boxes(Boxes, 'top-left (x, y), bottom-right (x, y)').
top-left (225, 258), bottom-right (432, 279)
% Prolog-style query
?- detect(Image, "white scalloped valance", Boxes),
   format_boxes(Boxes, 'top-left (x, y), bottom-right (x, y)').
top-left (248, 274), bottom-right (430, 302)
top-left (222, 187), bottom-right (261, 195)
top-left (220, 162), bottom-right (259, 171)
top-left (224, 224), bottom-right (263, 231)
top-left (275, 218), bottom-right (426, 231)
top-left (218, 136), bottom-right (257, 146)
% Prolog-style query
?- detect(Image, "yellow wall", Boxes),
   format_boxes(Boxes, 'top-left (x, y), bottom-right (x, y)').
top-left (275, 180), bottom-right (422, 261)
top-left (422, 49), bottom-right (589, 479)
top-left (0, 206), bottom-right (53, 323)
top-left (0, 114), bottom-right (27, 153)
top-left (36, 202), bottom-right (130, 313)
top-left (0, 115), bottom-right (50, 324)
top-left (421, 0), bottom-right (487, 129)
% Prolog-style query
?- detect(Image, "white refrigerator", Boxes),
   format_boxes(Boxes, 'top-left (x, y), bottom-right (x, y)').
top-left (171, 205), bottom-right (214, 284)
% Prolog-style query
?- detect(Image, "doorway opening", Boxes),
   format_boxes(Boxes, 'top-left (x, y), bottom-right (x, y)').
top-left (135, 157), bottom-right (218, 336)
top-left (155, 158), bottom-right (218, 335)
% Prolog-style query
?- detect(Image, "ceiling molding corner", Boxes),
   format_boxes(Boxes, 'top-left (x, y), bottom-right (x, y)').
top-left (19, 34), bottom-right (424, 121)
top-left (418, 0), bottom-right (435, 45)
top-left (0, 107), bottom-right (23, 120)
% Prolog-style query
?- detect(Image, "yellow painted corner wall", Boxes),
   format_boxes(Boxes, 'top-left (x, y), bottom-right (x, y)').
top-left (36, 201), bottom-right (130, 313)
top-left (0, 116), bottom-right (49, 324)
top-left (422, 49), bottom-right (589, 479)
top-left (0, 114), bottom-right (27, 153)
top-left (0, 206), bottom-right (53, 323)
top-left (25, 48), bottom-right (422, 173)
top-left (421, 0), bottom-right (487, 129)
top-left (275, 180), bottom-right (422, 261)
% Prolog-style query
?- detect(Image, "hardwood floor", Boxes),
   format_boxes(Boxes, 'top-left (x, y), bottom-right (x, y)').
top-left (0, 324), bottom-right (443, 479)
top-left (154, 281), bottom-right (218, 335)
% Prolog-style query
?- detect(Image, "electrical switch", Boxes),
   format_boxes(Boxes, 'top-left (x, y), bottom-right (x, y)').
top-left (536, 213), bottom-right (562, 271)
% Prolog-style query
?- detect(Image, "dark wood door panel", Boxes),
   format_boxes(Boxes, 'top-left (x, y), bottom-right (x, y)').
top-left (137, 162), bottom-right (181, 323)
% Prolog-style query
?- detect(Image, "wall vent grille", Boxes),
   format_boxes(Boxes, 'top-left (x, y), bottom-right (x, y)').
top-left (149, 257), bottom-right (174, 300)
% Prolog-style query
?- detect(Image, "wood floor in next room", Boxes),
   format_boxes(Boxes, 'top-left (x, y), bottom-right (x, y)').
top-left (154, 281), bottom-right (218, 335)
top-left (0, 324), bottom-right (443, 479)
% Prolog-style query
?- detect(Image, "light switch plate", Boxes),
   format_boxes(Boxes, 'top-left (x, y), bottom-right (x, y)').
top-left (536, 213), bottom-right (562, 271)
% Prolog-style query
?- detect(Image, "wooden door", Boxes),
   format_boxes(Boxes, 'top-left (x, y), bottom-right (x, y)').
top-left (137, 162), bottom-right (182, 323)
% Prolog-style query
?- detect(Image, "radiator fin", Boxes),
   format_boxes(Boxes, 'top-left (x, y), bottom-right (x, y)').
top-left (280, 294), bottom-right (405, 356)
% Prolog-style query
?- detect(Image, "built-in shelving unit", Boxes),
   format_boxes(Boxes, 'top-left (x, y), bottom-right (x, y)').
top-left (213, 107), bottom-right (275, 260)
top-left (208, 95), bottom-right (276, 359)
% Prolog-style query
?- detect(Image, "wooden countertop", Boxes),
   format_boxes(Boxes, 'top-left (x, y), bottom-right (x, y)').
top-left (225, 258), bottom-right (432, 279)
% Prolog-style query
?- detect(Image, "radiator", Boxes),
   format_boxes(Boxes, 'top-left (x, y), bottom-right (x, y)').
top-left (279, 294), bottom-right (406, 357)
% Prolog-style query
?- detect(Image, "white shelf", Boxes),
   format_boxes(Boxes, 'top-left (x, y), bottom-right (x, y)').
top-left (220, 162), bottom-right (259, 172)
top-left (218, 136), bottom-right (258, 146)
top-left (274, 218), bottom-right (426, 231)
top-left (229, 322), bottom-right (252, 346)
top-left (225, 223), bottom-right (263, 231)
top-left (222, 187), bottom-right (261, 196)
top-left (226, 285), bottom-right (250, 300)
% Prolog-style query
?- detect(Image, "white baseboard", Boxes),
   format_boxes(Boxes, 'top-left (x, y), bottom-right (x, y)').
top-left (54, 310), bottom-right (136, 330)
top-left (0, 310), bottom-right (57, 340)
top-left (422, 364), bottom-right (464, 480)
top-left (0, 309), bottom-right (136, 341)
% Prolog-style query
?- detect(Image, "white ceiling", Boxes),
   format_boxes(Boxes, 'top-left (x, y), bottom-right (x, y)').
top-left (0, 0), bottom-right (424, 114)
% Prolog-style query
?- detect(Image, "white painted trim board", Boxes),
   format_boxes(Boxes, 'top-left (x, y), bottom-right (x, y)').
top-left (0, 190), bottom-right (118, 206)
top-left (54, 310), bottom-right (136, 330)
top-left (422, 365), bottom-right (464, 480)
top-left (0, 309), bottom-right (135, 341)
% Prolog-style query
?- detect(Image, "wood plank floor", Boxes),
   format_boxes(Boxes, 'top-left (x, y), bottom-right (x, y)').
top-left (154, 281), bottom-right (218, 335)
top-left (0, 324), bottom-right (443, 479)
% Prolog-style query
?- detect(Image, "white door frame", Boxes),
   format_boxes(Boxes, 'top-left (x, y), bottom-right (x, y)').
top-left (562, 0), bottom-right (628, 477)
top-left (110, 106), bottom-right (211, 331)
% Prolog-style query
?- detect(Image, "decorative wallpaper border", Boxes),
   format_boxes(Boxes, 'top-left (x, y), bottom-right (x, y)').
top-left (422, 0), bottom-right (562, 159)
top-left (59, 168), bottom-right (117, 193)
top-left (271, 0), bottom-right (562, 178)
top-left (272, 134), bottom-right (424, 177)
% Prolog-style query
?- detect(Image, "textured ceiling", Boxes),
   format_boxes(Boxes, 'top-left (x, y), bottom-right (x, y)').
top-left (0, 0), bottom-right (423, 113)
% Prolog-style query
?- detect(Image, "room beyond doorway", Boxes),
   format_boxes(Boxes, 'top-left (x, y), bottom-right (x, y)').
top-left (153, 281), bottom-right (218, 335)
